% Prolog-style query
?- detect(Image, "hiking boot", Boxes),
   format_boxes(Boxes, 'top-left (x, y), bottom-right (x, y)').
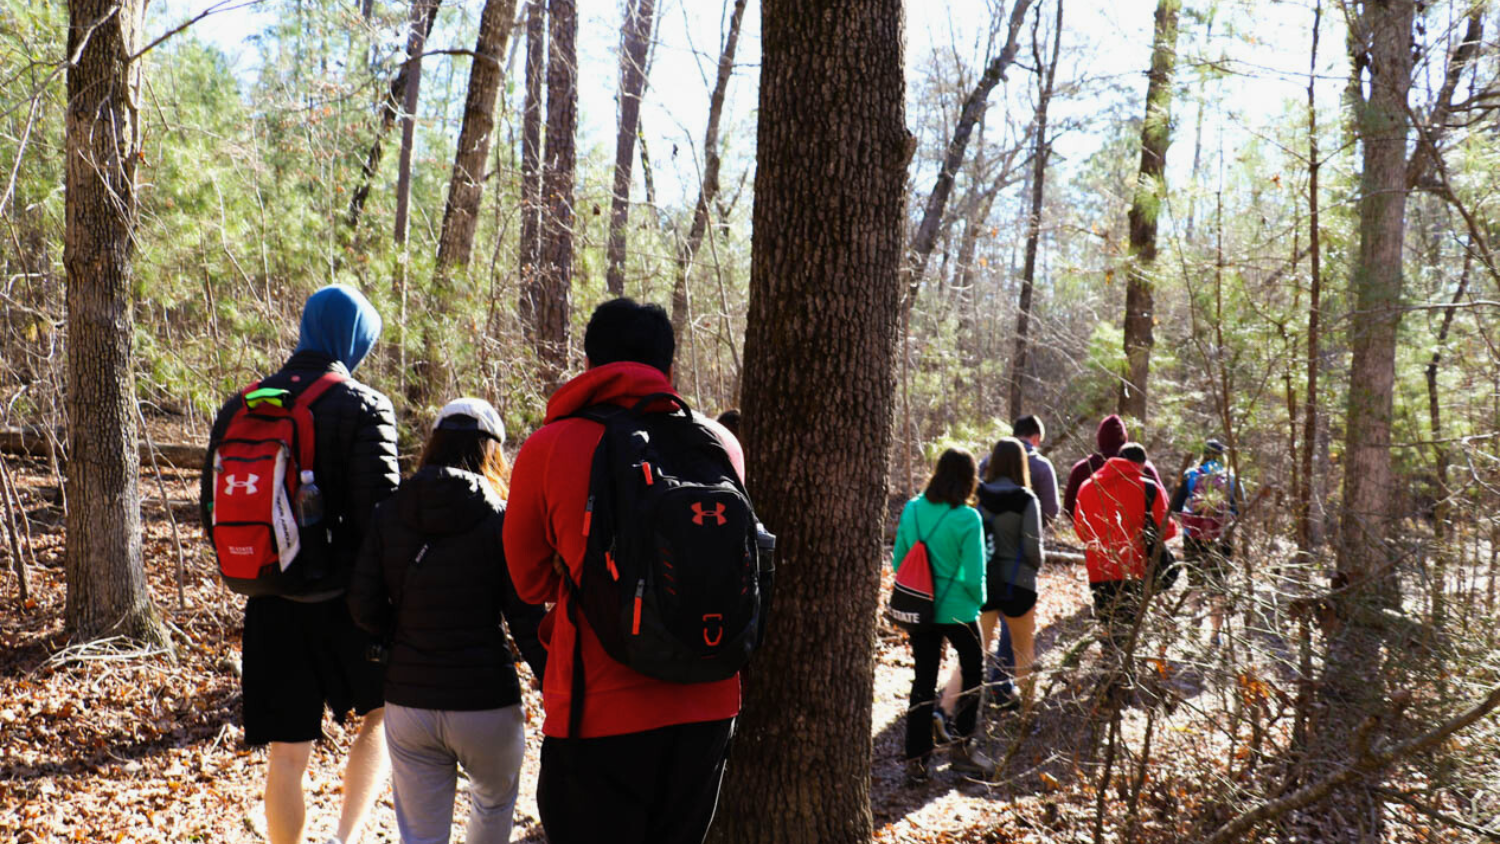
top-left (931, 709), bottom-right (954, 745)
top-left (948, 739), bottom-right (997, 779)
top-left (904, 757), bottom-right (931, 786)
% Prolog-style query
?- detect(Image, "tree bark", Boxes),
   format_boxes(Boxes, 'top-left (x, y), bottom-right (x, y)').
top-left (603, 0), bottom-right (657, 296)
top-left (523, 0), bottom-right (576, 386)
top-left (1117, 0), bottom-right (1180, 422)
top-left (517, 0), bottom-right (545, 302)
top-left (706, 0), bottom-right (907, 841)
top-left (904, 0), bottom-right (1033, 302)
top-left (63, 0), bottom-right (160, 641)
top-left (1296, 0), bottom-right (1322, 560)
top-left (394, 0), bottom-right (438, 246)
top-left (1008, 0), bottom-right (1064, 420)
top-left (1322, 2), bottom-right (1416, 839)
top-left (670, 0), bottom-right (749, 337)
top-left (434, 0), bottom-right (517, 277)
top-left (347, 0), bottom-right (443, 230)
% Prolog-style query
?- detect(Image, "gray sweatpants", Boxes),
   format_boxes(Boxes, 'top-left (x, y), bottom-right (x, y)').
top-left (385, 703), bottom-right (526, 844)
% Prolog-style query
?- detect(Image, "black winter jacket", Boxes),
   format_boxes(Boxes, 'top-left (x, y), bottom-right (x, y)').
top-left (348, 466), bottom-right (547, 711)
top-left (201, 351), bottom-right (400, 600)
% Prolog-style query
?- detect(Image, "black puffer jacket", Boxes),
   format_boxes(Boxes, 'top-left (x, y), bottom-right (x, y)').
top-left (348, 466), bottom-right (547, 711)
top-left (200, 351), bottom-right (400, 599)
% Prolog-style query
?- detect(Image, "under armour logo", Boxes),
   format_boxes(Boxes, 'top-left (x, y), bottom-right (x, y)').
top-left (223, 474), bottom-right (260, 495)
top-left (691, 502), bottom-right (727, 526)
top-left (702, 613), bottom-right (723, 646)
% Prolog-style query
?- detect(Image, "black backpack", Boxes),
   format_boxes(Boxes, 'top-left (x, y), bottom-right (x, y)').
top-left (564, 393), bottom-right (773, 736)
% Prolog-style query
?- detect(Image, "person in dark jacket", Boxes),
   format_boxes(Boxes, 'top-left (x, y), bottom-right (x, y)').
top-left (1062, 415), bottom-right (1166, 522)
top-left (349, 397), bottom-right (546, 844)
top-left (940, 437), bottom-right (1044, 718)
top-left (201, 284), bottom-right (399, 844)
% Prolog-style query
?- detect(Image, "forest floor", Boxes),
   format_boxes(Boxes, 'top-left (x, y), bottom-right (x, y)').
top-left (0, 451), bottom-right (1467, 843)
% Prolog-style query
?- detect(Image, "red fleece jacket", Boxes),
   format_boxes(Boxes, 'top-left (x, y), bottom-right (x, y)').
top-left (1073, 457), bottom-right (1178, 583)
top-left (503, 362), bottom-right (744, 738)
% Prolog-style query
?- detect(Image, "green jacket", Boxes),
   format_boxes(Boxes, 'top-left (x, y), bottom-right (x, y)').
top-left (891, 495), bottom-right (986, 625)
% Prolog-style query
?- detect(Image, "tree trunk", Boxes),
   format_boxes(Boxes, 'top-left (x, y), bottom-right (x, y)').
top-left (434, 0), bottom-right (517, 276)
top-left (706, 0), bottom-right (907, 841)
top-left (670, 0), bottom-right (749, 337)
top-left (1425, 245), bottom-right (1471, 628)
top-left (415, 0), bottom-right (516, 404)
top-left (1008, 0), bottom-right (1064, 420)
top-left (1296, 0), bottom-right (1322, 560)
top-left (63, 0), bottom-right (160, 642)
top-left (394, 0), bottom-right (438, 246)
top-left (604, 0), bottom-right (657, 296)
top-left (347, 0), bottom-right (443, 230)
top-left (517, 0), bottom-right (545, 304)
top-left (1116, 0), bottom-right (1179, 422)
top-left (904, 0), bottom-right (1033, 303)
top-left (524, 0), bottom-right (576, 386)
top-left (1321, 2), bottom-right (1416, 839)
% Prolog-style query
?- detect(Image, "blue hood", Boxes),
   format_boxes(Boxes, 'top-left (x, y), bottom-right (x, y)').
top-left (295, 284), bottom-right (382, 373)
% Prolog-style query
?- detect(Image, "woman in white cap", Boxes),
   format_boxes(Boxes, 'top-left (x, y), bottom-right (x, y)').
top-left (349, 398), bottom-right (547, 844)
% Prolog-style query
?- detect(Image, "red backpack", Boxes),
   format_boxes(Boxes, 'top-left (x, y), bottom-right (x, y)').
top-left (209, 372), bottom-right (344, 596)
top-left (886, 507), bottom-right (954, 629)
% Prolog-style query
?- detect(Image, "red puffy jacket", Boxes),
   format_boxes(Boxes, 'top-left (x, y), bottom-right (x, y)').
top-left (1073, 457), bottom-right (1178, 583)
top-left (503, 362), bottom-right (744, 738)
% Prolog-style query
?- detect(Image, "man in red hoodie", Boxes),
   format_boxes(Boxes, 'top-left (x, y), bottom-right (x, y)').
top-left (504, 299), bottom-right (744, 844)
top-left (1073, 442), bottom-right (1177, 650)
top-left (1062, 414), bottom-right (1166, 523)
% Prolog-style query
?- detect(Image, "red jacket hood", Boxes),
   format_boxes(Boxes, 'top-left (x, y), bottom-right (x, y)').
top-left (544, 361), bottom-right (677, 423)
top-left (1096, 414), bottom-right (1128, 457)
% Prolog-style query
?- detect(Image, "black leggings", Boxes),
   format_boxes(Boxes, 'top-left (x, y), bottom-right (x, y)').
top-left (905, 621), bottom-right (984, 760)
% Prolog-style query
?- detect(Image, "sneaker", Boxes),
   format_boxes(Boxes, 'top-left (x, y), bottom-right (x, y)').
top-left (990, 686), bottom-right (1020, 713)
top-left (948, 739), bottom-right (997, 779)
top-left (904, 757), bottom-right (931, 786)
top-left (931, 709), bottom-right (954, 745)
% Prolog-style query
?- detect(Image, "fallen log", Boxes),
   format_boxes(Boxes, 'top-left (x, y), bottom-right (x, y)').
top-left (0, 427), bottom-right (205, 469)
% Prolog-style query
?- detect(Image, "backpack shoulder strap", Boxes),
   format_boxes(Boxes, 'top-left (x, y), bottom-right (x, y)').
top-left (290, 372), bottom-right (347, 471)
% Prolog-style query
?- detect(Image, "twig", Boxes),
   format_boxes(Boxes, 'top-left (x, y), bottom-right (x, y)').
top-left (1375, 787), bottom-right (1500, 841)
top-left (1201, 683), bottom-right (1500, 844)
top-left (137, 405), bottom-right (187, 612)
top-left (0, 457), bottom-right (29, 605)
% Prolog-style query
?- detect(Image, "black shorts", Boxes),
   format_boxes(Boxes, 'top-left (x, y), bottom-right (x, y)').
top-left (1184, 536), bottom-right (1233, 590)
top-left (1089, 579), bottom-right (1145, 629)
top-left (983, 584), bottom-right (1038, 618)
top-left (241, 596), bottom-right (385, 746)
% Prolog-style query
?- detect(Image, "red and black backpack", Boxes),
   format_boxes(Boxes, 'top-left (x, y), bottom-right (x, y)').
top-left (563, 393), bottom-right (773, 737)
top-left (208, 372), bottom-right (344, 597)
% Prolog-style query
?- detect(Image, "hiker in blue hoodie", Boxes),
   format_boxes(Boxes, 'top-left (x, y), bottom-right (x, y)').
top-left (201, 284), bottom-right (400, 844)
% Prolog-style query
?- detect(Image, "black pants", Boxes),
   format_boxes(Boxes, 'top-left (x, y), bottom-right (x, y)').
top-left (1090, 579), bottom-right (1146, 655)
top-left (537, 718), bottom-right (734, 844)
top-left (905, 621), bottom-right (983, 760)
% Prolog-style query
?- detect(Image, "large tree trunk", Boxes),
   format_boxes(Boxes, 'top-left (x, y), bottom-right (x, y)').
top-left (347, 0), bottom-right (443, 230)
top-left (1320, 2), bottom-right (1416, 839)
top-left (1008, 0), bottom-right (1064, 420)
top-left (516, 0), bottom-right (545, 296)
top-left (415, 0), bottom-right (517, 404)
top-left (904, 0), bottom-right (1033, 301)
top-left (1116, 0), bottom-right (1180, 422)
top-left (523, 0), bottom-right (576, 385)
top-left (434, 0), bottom-right (517, 276)
top-left (707, 0), bottom-right (907, 841)
top-left (603, 0), bottom-right (657, 296)
top-left (669, 0), bottom-right (749, 337)
top-left (394, 0), bottom-right (438, 246)
top-left (63, 0), bottom-right (160, 642)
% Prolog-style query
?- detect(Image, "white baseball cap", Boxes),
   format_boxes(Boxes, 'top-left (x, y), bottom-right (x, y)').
top-left (433, 397), bottom-right (505, 445)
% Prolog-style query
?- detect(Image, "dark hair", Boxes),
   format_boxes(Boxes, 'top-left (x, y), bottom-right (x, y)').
top-left (716, 409), bottom-right (741, 437)
top-left (419, 428), bottom-right (510, 499)
top-left (1119, 442), bottom-right (1148, 465)
top-left (923, 448), bottom-right (977, 507)
top-left (1012, 415), bottom-right (1044, 441)
top-left (984, 437), bottom-right (1032, 489)
top-left (584, 298), bottom-right (675, 375)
